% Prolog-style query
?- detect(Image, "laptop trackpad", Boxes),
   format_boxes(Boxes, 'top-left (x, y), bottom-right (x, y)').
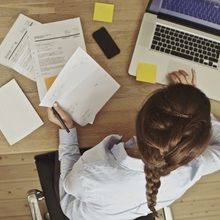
top-left (167, 60), bottom-right (193, 76)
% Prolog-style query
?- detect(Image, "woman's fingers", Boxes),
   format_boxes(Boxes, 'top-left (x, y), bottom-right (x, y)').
top-left (168, 69), bottom-right (197, 86)
top-left (174, 71), bottom-right (188, 84)
top-left (47, 107), bottom-right (55, 121)
top-left (47, 107), bottom-right (62, 126)
top-left (47, 102), bottom-right (74, 129)
top-left (191, 68), bottom-right (197, 86)
top-left (178, 70), bottom-right (191, 84)
top-left (169, 72), bottom-right (180, 84)
top-left (53, 102), bottom-right (68, 120)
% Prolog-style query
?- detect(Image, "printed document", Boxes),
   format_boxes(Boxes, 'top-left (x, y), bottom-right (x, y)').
top-left (28, 18), bottom-right (86, 100)
top-left (0, 79), bottom-right (43, 145)
top-left (0, 14), bottom-right (41, 81)
top-left (40, 47), bottom-right (120, 126)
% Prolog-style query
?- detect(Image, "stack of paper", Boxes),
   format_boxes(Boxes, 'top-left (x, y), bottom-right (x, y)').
top-left (28, 18), bottom-right (86, 100)
top-left (0, 14), bottom-right (41, 81)
top-left (0, 14), bottom-right (120, 144)
top-left (0, 79), bottom-right (43, 145)
top-left (0, 14), bottom-right (86, 100)
top-left (40, 47), bottom-right (120, 126)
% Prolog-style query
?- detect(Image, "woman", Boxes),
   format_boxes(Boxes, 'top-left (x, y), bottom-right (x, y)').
top-left (48, 70), bottom-right (220, 220)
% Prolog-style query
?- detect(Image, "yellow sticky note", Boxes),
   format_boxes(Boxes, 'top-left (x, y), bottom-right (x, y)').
top-left (136, 63), bottom-right (157, 83)
top-left (93, 2), bottom-right (114, 23)
top-left (44, 76), bottom-right (57, 90)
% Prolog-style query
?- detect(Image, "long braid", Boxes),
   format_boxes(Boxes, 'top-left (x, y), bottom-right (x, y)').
top-left (144, 165), bottom-right (161, 217)
top-left (136, 84), bottom-right (211, 216)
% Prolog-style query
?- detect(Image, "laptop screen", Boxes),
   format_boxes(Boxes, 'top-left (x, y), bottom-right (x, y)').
top-left (147, 0), bottom-right (220, 31)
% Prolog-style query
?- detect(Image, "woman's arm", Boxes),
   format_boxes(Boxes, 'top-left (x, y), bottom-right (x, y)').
top-left (47, 103), bottom-right (83, 219)
top-left (58, 128), bottom-right (81, 180)
top-left (47, 104), bottom-right (106, 220)
top-left (201, 115), bottom-right (220, 175)
top-left (47, 102), bottom-right (81, 179)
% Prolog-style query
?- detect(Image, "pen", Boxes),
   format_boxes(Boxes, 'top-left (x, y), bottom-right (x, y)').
top-left (51, 107), bottom-right (70, 133)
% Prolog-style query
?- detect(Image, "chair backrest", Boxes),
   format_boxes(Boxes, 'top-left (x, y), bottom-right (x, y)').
top-left (35, 151), bottom-right (68, 220)
top-left (35, 150), bottom-right (155, 220)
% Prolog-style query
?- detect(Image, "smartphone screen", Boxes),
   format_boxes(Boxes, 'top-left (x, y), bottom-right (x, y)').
top-left (92, 27), bottom-right (120, 59)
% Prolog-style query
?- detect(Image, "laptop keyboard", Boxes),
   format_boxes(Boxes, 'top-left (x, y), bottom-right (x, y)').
top-left (161, 0), bottom-right (220, 25)
top-left (150, 24), bottom-right (220, 69)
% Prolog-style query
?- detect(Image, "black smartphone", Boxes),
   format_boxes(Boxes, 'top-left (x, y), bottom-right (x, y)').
top-left (92, 27), bottom-right (120, 59)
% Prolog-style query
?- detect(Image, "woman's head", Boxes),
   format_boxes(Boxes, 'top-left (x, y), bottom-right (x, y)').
top-left (136, 84), bottom-right (211, 216)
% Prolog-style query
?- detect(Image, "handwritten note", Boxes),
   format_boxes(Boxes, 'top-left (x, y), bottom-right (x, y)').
top-left (136, 63), bottom-right (157, 83)
top-left (93, 2), bottom-right (114, 23)
top-left (40, 47), bottom-right (120, 126)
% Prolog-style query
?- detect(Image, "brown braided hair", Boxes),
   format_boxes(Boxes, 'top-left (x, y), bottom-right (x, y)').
top-left (136, 84), bottom-right (211, 217)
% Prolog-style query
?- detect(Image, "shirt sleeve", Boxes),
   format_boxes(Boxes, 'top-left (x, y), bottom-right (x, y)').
top-left (58, 128), bottom-right (83, 219)
top-left (58, 130), bottom-right (123, 220)
top-left (201, 115), bottom-right (220, 175)
top-left (58, 128), bottom-right (81, 180)
top-left (58, 128), bottom-right (103, 220)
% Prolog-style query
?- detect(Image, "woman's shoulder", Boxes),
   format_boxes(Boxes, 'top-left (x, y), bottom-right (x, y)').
top-left (80, 134), bottom-right (123, 164)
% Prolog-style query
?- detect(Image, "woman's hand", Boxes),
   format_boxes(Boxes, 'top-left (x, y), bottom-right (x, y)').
top-left (47, 102), bottom-right (74, 129)
top-left (168, 69), bottom-right (197, 86)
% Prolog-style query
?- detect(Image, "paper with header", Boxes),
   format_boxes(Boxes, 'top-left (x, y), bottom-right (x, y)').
top-left (28, 18), bottom-right (86, 100)
top-left (0, 79), bottom-right (43, 145)
top-left (0, 14), bottom-right (41, 81)
top-left (40, 47), bottom-right (120, 126)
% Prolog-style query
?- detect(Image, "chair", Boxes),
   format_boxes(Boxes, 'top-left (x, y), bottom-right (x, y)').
top-left (28, 150), bottom-right (157, 220)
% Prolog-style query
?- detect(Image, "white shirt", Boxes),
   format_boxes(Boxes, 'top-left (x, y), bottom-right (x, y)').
top-left (58, 116), bottom-right (220, 220)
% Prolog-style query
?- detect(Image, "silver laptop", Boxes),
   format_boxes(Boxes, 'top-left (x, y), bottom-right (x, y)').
top-left (129, 0), bottom-right (220, 101)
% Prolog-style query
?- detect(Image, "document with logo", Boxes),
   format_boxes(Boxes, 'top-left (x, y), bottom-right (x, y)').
top-left (0, 79), bottom-right (43, 145)
top-left (28, 18), bottom-right (86, 100)
top-left (0, 14), bottom-right (41, 81)
top-left (40, 47), bottom-right (120, 126)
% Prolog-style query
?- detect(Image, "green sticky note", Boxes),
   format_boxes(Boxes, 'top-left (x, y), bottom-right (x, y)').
top-left (136, 63), bottom-right (157, 83)
top-left (93, 2), bottom-right (114, 23)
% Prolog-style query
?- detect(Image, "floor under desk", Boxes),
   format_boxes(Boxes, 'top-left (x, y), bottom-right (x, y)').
top-left (0, 0), bottom-right (220, 220)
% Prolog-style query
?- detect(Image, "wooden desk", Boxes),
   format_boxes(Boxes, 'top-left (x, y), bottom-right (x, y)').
top-left (0, 0), bottom-right (162, 155)
top-left (0, 0), bottom-right (219, 154)
top-left (0, 0), bottom-right (219, 219)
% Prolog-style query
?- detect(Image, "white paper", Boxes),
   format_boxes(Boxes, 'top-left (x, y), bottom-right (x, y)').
top-left (0, 14), bottom-right (41, 81)
top-left (28, 18), bottom-right (86, 100)
top-left (40, 47), bottom-right (120, 126)
top-left (0, 79), bottom-right (43, 145)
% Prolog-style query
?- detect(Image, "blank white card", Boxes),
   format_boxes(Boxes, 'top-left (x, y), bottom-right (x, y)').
top-left (0, 79), bottom-right (43, 145)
